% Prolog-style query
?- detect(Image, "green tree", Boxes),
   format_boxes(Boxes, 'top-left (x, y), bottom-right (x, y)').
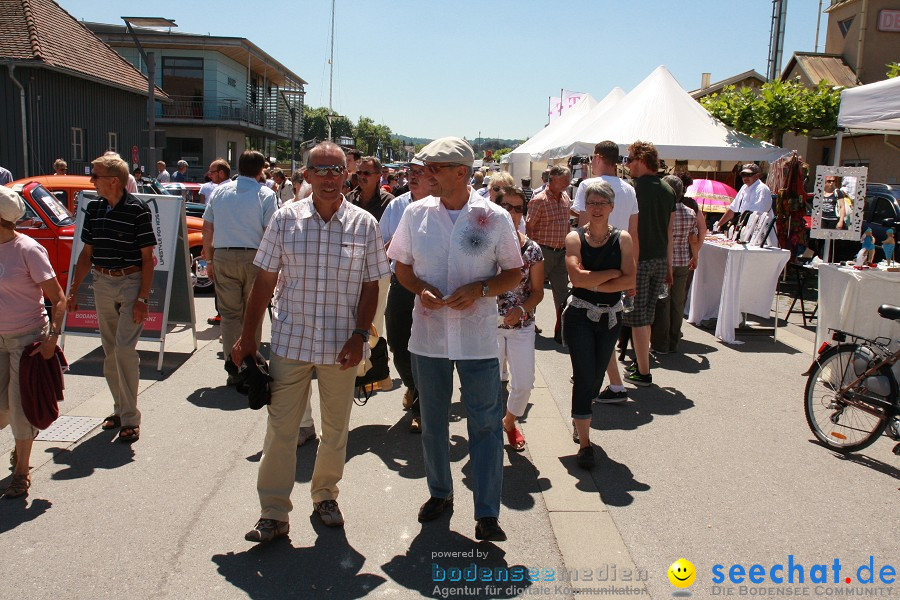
top-left (888, 62), bottom-right (900, 78)
top-left (491, 147), bottom-right (513, 163)
top-left (354, 116), bottom-right (397, 158)
top-left (700, 78), bottom-right (842, 145)
top-left (303, 106), bottom-right (353, 142)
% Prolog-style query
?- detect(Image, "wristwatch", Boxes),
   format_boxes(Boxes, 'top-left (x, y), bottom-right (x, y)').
top-left (136, 297), bottom-right (149, 305)
top-left (352, 328), bottom-right (370, 342)
top-left (481, 281), bottom-right (490, 297)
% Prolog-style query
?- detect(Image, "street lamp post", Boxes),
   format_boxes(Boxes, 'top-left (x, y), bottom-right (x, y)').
top-left (122, 17), bottom-right (177, 168)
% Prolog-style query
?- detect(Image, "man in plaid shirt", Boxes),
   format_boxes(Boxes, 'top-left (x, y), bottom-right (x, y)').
top-left (233, 142), bottom-right (391, 543)
top-left (526, 165), bottom-right (572, 342)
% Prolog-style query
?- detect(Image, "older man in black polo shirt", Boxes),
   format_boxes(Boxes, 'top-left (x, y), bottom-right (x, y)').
top-left (67, 154), bottom-right (157, 443)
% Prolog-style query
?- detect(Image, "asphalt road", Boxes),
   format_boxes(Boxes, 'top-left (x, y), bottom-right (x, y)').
top-left (1, 289), bottom-right (897, 600)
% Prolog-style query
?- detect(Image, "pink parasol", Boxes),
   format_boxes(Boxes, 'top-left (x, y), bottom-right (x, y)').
top-left (684, 179), bottom-right (738, 214)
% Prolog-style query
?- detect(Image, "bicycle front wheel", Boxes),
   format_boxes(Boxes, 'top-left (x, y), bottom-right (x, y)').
top-left (804, 344), bottom-right (888, 452)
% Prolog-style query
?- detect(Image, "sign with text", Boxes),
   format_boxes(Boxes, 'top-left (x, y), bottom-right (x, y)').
top-left (878, 9), bottom-right (900, 32)
top-left (63, 192), bottom-right (196, 369)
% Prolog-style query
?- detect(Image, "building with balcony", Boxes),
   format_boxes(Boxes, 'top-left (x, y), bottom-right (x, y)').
top-left (86, 22), bottom-right (306, 182)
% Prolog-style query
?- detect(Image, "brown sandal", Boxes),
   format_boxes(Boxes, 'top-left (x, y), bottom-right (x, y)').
top-left (118, 426), bottom-right (140, 443)
top-left (3, 474), bottom-right (31, 499)
top-left (102, 415), bottom-right (121, 430)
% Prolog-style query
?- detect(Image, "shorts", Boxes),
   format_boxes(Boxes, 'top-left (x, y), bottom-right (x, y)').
top-left (623, 257), bottom-right (667, 328)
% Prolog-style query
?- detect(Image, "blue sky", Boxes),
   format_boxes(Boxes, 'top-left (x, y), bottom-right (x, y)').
top-left (63, 0), bottom-right (823, 141)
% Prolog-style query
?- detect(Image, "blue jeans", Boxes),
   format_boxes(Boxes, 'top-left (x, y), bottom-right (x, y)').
top-left (564, 306), bottom-right (622, 419)
top-left (411, 354), bottom-right (503, 519)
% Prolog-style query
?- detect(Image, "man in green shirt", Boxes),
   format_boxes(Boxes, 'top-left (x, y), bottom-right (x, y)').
top-left (622, 141), bottom-right (674, 387)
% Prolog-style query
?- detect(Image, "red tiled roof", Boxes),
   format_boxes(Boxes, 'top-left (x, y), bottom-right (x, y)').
top-left (0, 0), bottom-right (166, 98)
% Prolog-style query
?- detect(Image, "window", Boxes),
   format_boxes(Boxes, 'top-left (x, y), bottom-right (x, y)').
top-left (71, 127), bottom-right (84, 161)
top-left (227, 141), bottom-right (236, 165)
top-left (162, 57), bottom-right (204, 117)
top-left (838, 17), bottom-right (854, 37)
top-left (108, 132), bottom-right (118, 153)
top-left (869, 197), bottom-right (897, 222)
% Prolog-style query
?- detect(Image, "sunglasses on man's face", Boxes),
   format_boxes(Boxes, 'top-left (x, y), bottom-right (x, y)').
top-left (310, 165), bottom-right (346, 177)
top-left (357, 170), bottom-right (378, 177)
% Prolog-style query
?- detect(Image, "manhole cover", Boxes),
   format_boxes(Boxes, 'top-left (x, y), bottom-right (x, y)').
top-left (35, 416), bottom-right (104, 443)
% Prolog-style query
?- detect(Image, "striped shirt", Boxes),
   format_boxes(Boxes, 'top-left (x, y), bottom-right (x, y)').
top-left (254, 197), bottom-right (391, 364)
top-left (81, 193), bottom-right (157, 269)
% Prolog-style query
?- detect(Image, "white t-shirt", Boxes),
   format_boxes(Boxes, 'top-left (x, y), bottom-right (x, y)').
top-left (573, 175), bottom-right (639, 231)
top-left (729, 179), bottom-right (773, 215)
top-left (388, 191), bottom-right (523, 360)
top-left (199, 181), bottom-right (218, 204)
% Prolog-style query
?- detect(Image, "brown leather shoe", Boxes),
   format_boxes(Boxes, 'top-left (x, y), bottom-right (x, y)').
top-left (244, 518), bottom-right (289, 542)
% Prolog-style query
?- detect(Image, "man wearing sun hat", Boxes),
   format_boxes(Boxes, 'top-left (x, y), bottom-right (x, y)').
top-left (387, 136), bottom-right (523, 542)
top-left (716, 163), bottom-right (773, 230)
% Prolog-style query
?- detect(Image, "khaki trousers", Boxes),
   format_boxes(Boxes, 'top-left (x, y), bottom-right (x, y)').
top-left (93, 271), bottom-right (144, 427)
top-left (257, 353), bottom-right (357, 522)
top-left (0, 324), bottom-right (44, 439)
top-left (213, 249), bottom-right (262, 359)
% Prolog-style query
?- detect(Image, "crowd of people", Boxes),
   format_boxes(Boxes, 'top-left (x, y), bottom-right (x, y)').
top-left (2, 135), bottom-right (750, 545)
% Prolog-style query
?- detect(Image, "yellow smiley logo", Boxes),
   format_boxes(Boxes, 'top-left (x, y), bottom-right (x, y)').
top-left (668, 559), bottom-right (696, 588)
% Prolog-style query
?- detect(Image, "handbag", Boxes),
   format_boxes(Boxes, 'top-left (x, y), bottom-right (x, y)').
top-left (354, 326), bottom-right (390, 404)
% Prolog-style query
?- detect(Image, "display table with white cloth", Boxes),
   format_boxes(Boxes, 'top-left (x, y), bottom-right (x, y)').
top-left (815, 264), bottom-right (900, 358)
top-left (687, 240), bottom-right (791, 343)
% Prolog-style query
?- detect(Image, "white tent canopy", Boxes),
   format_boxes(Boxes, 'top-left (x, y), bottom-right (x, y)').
top-left (836, 76), bottom-right (900, 134)
top-left (505, 94), bottom-right (598, 180)
top-left (543, 66), bottom-right (787, 163)
top-left (507, 89), bottom-right (627, 180)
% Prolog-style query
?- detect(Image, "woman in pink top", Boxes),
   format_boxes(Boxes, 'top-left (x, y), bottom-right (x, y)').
top-left (0, 187), bottom-right (66, 499)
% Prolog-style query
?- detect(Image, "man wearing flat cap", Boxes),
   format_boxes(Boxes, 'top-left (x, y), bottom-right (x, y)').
top-left (388, 136), bottom-right (523, 542)
top-left (716, 163), bottom-right (773, 230)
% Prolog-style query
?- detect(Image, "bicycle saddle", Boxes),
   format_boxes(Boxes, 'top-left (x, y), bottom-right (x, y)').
top-left (877, 304), bottom-right (900, 321)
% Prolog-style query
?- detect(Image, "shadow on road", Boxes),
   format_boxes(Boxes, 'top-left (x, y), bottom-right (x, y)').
top-left (381, 522), bottom-right (533, 597)
top-left (185, 386), bottom-right (248, 412)
top-left (593, 385), bottom-right (694, 432)
top-left (0, 497), bottom-right (52, 534)
top-left (212, 514), bottom-right (386, 599)
top-left (47, 428), bottom-right (134, 480)
top-left (812, 442), bottom-right (900, 481)
top-left (457, 448), bottom-right (551, 513)
top-left (559, 446), bottom-right (650, 507)
top-left (65, 347), bottom-right (193, 380)
top-left (344, 422), bottom-right (466, 480)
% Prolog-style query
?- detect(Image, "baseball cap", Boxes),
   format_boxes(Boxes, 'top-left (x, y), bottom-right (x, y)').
top-left (740, 163), bottom-right (760, 175)
top-left (415, 136), bottom-right (475, 167)
top-left (0, 186), bottom-right (26, 222)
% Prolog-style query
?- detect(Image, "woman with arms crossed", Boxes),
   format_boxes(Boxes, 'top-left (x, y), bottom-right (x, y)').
top-left (563, 181), bottom-right (635, 470)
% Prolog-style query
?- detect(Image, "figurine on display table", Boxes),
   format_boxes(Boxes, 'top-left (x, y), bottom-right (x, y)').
top-left (883, 228), bottom-right (895, 265)
top-left (861, 228), bottom-right (876, 264)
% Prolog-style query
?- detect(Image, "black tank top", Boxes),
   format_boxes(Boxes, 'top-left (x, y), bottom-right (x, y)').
top-left (572, 226), bottom-right (622, 306)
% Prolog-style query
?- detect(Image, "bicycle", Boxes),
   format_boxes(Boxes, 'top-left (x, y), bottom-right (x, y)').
top-left (804, 304), bottom-right (900, 454)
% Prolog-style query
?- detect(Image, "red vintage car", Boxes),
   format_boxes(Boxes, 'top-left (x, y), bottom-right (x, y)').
top-left (9, 176), bottom-right (212, 293)
top-left (7, 181), bottom-right (75, 292)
